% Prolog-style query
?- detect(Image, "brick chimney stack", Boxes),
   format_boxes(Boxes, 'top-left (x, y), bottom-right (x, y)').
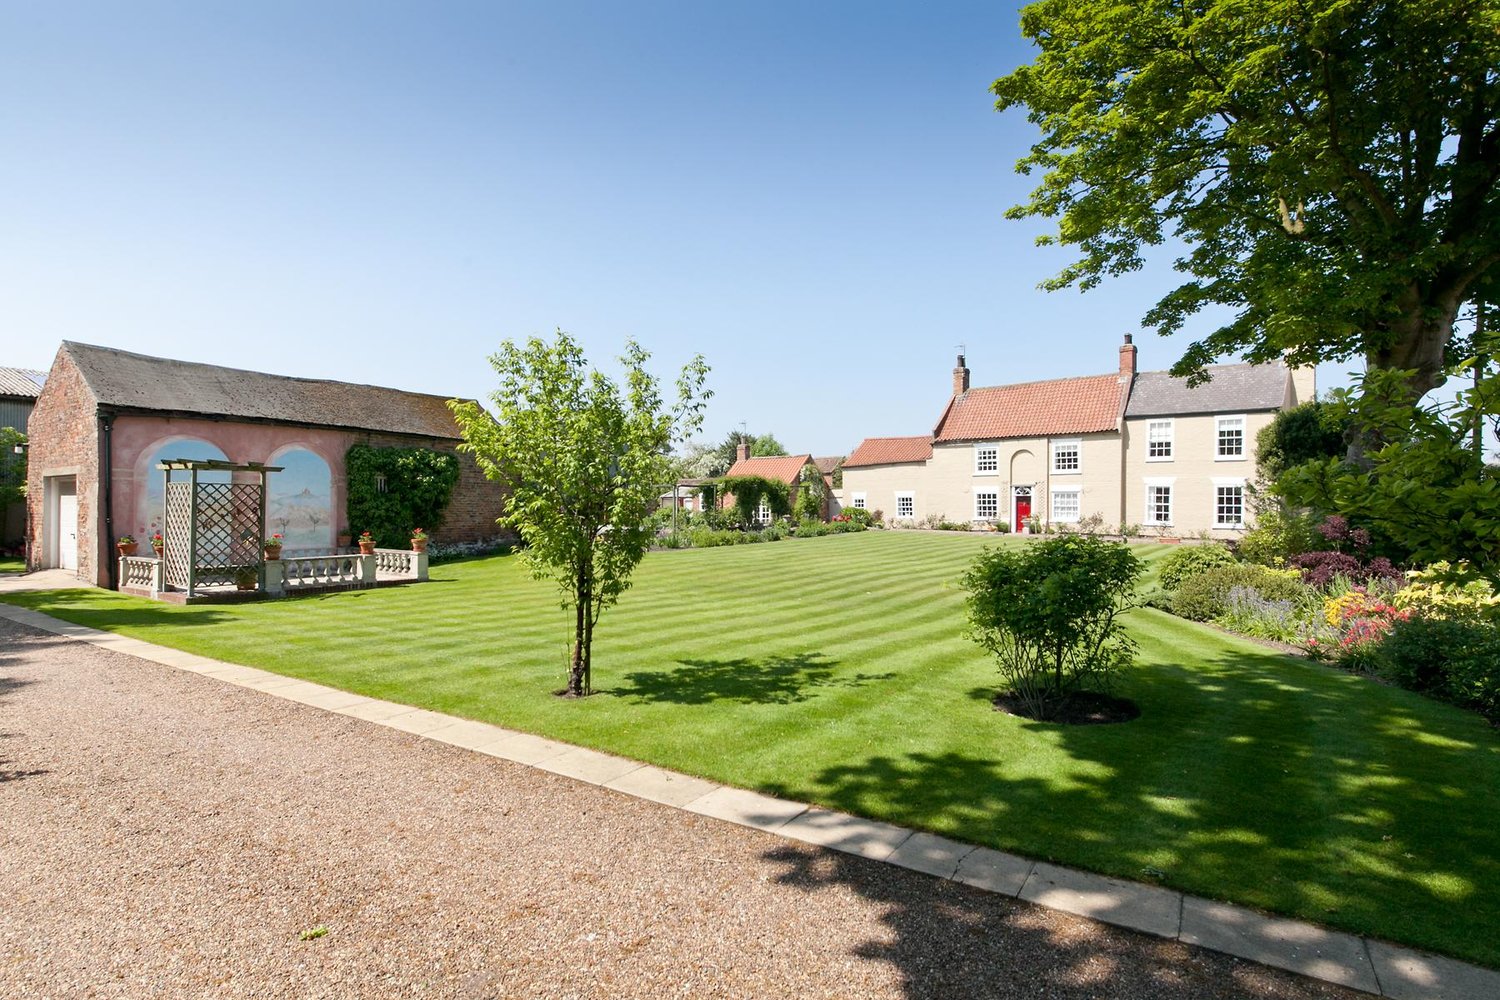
top-left (1119, 333), bottom-right (1137, 380)
top-left (735, 441), bottom-right (751, 464)
top-left (952, 354), bottom-right (970, 396)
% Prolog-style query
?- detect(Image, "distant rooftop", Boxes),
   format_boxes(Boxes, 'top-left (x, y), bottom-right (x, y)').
top-left (1125, 363), bottom-right (1289, 417)
top-left (0, 367), bottom-right (46, 398)
top-left (60, 342), bottom-right (468, 439)
top-left (843, 436), bottom-right (934, 468)
top-left (934, 373), bottom-right (1124, 443)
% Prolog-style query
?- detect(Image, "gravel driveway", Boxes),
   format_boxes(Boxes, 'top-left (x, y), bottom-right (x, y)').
top-left (0, 617), bottom-right (1364, 999)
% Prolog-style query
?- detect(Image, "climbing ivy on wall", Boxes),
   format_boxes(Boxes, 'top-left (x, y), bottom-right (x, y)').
top-left (345, 444), bottom-right (460, 548)
top-left (716, 474), bottom-right (791, 525)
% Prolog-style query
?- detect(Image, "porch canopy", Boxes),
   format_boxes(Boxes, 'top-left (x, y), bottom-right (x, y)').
top-left (157, 459), bottom-right (282, 596)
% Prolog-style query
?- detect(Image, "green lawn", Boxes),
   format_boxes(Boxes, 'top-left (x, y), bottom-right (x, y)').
top-left (6, 531), bottom-right (1499, 966)
top-left (0, 555), bottom-right (23, 574)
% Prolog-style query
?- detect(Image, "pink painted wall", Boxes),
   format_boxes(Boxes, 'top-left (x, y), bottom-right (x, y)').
top-left (111, 414), bottom-right (351, 549)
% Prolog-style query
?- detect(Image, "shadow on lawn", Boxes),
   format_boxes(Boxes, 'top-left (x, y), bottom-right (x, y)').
top-left (609, 652), bottom-right (895, 705)
top-left (807, 645), bottom-right (1500, 969)
top-left (756, 843), bottom-right (1362, 1000)
top-left (3, 590), bottom-right (235, 629)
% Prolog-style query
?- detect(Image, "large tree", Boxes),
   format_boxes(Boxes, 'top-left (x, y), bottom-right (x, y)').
top-left (450, 332), bottom-right (711, 696)
top-left (993, 0), bottom-right (1500, 404)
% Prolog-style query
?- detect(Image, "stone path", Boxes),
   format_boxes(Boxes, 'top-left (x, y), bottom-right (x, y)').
top-left (1, 596), bottom-right (1494, 998)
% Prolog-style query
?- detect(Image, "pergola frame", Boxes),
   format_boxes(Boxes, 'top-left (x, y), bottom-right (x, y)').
top-left (157, 459), bottom-right (282, 596)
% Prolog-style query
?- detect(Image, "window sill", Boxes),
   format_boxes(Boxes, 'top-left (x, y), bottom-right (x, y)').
top-left (1051, 470), bottom-right (1081, 476)
top-left (1214, 456), bottom-right (1247, 462)
top-left (1145, 456), bottom-right (1174, 463)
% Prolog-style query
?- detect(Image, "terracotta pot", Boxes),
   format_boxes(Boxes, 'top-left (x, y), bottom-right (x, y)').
top-left (152, 544), bottom-right (164, 558)
top-left (411, 538), bottom-right (428, 553)
top-left (117, 542), bottom-right (138, 557)
top-left (264, 545), bottom-right (282, 561)
top-left (337, 533), bottom-right (352, 547)
top-left (358, 541), bottom-right (376, 554)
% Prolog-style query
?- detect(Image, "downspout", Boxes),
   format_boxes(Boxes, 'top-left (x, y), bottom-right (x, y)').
top-left (101, 409), bottom-right (116, 590)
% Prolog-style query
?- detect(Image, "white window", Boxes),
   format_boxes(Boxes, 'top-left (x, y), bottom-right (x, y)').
top-left (756, 501), bottom-right (771, 524)
top-left (895, 492), bottom-right (914, 519)
top-left (1214, 477), bottom-right (1246, 528)
top-left (851, 492), bottom-right (867, 510)
top-left (1216, 415), bottom-right (1246, 459)
top-left (1147, 420), bottom-right (1174, 460)
top-left (1051, 488), bottom-right (1080, 523)
top-left (974, 489), bottom-right (999, 521)
top-left (1144, 479), bottom-right (1174, 525)
top-left (975, 444), bottom-right (998, 474)
top-left (1051, 438), bottom-right (1081, 474)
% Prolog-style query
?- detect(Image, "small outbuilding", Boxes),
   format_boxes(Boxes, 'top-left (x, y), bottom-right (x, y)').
top-left (25, 342), bottom-right (506, 587)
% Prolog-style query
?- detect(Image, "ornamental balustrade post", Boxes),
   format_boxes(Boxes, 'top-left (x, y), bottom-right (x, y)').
top-left (116, 555), bottom-right (125, 592)
top-left (264, 560), bottom-right (285, 596)
top-left (360, 553), bottom-right (376, 584)
top-left (151, 558), bottom-right (164, 595)
top-left (415, 550), bottom-right (429, 582)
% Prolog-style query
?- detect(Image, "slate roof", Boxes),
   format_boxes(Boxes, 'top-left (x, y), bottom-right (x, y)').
top-left (724, 453), bottom-right (813, 485)
top-left (843, 436), bottom-right (934, 468)
top-left (933, 373), bottom-right (1124, 443)
top-left (0, 367), bottom-right (46, 398)
top-left (1125, 363), bottom-right (1288, 417)
top-left (61, 342), bottom-right (467, 439)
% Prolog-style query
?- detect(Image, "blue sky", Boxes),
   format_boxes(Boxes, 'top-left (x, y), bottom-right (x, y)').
top-left (0, 2), bottom-right (1388, 456)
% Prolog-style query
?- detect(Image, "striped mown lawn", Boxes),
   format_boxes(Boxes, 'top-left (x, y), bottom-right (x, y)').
top-left (7, 530), bottom-right (1500, 967)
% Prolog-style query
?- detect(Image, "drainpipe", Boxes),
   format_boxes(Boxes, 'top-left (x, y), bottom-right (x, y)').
top-left (101, 410), bottom-right (116, 590)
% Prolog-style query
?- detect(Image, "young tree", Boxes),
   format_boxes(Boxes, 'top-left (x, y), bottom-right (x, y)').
top-left (994, 1), bottom-right (1500, 412)
top-left (451, 332), bottom-right (711, 696)
top-left (703, 430), bottom-right (788, 477)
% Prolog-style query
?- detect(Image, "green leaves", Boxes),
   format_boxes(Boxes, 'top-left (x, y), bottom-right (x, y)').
top-left (996, 0), bottom-right (1500, 391)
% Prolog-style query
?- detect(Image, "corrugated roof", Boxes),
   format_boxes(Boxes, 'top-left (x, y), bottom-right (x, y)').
top-left (724, 453), bottom-right (813, 485)
top-left (1125, 363), bottom-right (1288, 417)
top-left (61, 342), bottom-right (467, 439)
top-left (844, 436), bottom-right (934, 468)
top-left (0, 367), bottom-right (46, 398)
top-left (934, 373), bottom-right (1124, 443)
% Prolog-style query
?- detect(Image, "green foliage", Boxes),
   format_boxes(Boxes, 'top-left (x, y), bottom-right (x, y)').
top-left (701, 430), bottom-right (788, 477)
top-left (1379, 617), bottom-right (1500, 723)
top-left (344, 444), bottom-right (459, 548)
top-left (1276, 369), bottom-right (1500, 574)
top-left (963, 535), bottom-right (1140, 718)
top-left (1173, 564), bottom-right (1307, 623)
top-left (794, 463), bottom-right (827, 521)
top-left (795, 518), bottom-right (864, 538)
top-left (1256, 402), bottom-right (1353, 480)
top-left (0, 427), bottom-right (25, 510)
top-left (716, 474), bottom-right (791, 526)
top-left (450, 330), bottom-right (711, 695)
top-left (1238, 506), bottom-right (1322, 567)
top-left (993, 1), bottom-right (1500, 397)
top-left (1393, 561), bottom-right (1500, 623)
top-left (1157, 544), bottom-right (1237, 592)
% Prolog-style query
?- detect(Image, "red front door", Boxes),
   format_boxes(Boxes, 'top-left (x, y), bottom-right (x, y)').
top-left (1014, 493), bottom-right (1032, 531)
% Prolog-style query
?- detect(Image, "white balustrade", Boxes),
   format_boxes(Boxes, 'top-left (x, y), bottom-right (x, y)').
top-left (280, 554), bottom-right (365, 590)
top-left (119, 555), bottom-right (162, 593)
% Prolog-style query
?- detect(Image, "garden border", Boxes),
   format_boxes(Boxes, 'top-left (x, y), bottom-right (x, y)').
top-left (0, 599), bottom-right (1493, 999)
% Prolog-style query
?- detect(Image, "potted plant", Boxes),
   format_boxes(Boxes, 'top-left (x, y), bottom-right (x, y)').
top-left (357, 530), bottom-right (376, 555)
top-left (336, 527), bottom-right (352, 548)
top-left (116, 534), bottom-right (138, 557)
top-left (410, 527), bottom-right (429, 553)
top-left (234, 565), bottom-right (258, 591)
top-left (150, 531), bottom-right (164, 558)
top-left (264, 533), bottom-right (284, 560)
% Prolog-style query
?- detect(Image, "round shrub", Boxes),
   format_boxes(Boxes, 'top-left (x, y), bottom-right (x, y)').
top-left (1379, 616), bottom-right (1500, 722)
top-left (1173, 564), bottom-right (1307, 622)
top-left (1158, 544), bottom-right (1237, 592)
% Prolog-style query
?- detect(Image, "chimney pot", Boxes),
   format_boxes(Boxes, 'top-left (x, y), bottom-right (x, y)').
top-left (1119, 335), bottom-right (1138, 379)
top-left (735, 441), bottom-right (751, 464)
top-left (952, 355), bottom-right (970, 396)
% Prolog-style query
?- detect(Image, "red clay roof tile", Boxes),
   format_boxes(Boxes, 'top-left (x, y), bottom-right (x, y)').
top-left (843, 436), bottom-right (934, 468)
top-left (933, 373), bottom-right (1123, 443)
top-left (724, 453), bottom-right (812, 484)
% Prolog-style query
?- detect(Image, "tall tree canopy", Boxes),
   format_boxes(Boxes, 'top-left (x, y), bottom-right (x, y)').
top-left (994, 0), bottom-right (1500, 400)
top-left (451, 332), bottom-right (711, 696)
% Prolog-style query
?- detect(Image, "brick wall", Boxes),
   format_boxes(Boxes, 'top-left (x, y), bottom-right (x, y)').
top-left (26, 348), bottom-right (103, 584)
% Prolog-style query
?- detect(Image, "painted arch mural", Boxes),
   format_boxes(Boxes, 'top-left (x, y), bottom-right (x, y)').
top-left (266, 448), bottom-right (333, 552)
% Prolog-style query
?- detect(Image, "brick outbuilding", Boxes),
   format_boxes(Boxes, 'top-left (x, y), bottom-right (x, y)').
top-left (26, 342), bottom-right (506, 587)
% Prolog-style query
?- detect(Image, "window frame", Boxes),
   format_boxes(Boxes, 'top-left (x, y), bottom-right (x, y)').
top-left (974, 443), bottom-right (999, 475)
top-left (1143, 477), bottom-right (1174, 526)
top-left (973, 488), bottom-right (1000, 521)
top-left (1050, 487), bottom-right (1081, 524)
top-left (1215, 414), bottom-right (1247, 461)
top-left (850, 492), bottom-right (867, 510)
top-left (1146, 419), bottom-right (1174, 461)
top-left (1051, 438), bottom-right (1082, 475)
top-left (1213, 477), bottom-right (1246, 528)
top-left (894, 491), bottom-right (915, 520)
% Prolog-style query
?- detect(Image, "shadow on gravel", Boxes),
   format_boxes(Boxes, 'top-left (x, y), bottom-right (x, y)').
top-left (608, 652), bottom-right (894, 705)
top-left (759, 842), bottom-right (1338, 1000)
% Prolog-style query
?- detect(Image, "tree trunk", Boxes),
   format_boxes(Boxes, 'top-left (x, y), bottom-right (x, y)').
top-left (1350, 296), bottom-right (1460, 465)
top-left (567, 565), bottom-right (588, 696)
